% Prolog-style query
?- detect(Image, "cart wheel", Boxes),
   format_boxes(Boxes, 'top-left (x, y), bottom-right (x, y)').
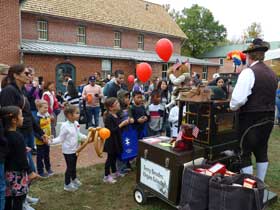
top-left (134, 187), bottom-right (147, 205)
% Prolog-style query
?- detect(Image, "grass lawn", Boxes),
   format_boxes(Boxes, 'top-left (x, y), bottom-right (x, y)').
top-left (30, 127), bottom-right (280, 210)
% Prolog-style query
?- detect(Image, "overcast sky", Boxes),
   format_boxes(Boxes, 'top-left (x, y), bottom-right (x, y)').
top-left (147, 0), bottom-right (279, 42)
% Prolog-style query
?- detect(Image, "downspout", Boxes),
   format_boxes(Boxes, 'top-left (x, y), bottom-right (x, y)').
top-left (19, 2), bottom-right (24, 64)
top-left (180, 37), bottom-right (187, 55)
top-left (20, 50), bottom-right (24, 64)
top-left (180, 37), bottom-right (194, 77)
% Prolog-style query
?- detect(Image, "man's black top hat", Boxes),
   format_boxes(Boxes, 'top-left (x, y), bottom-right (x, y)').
top-left (243, 38), bottom-right (270, 53)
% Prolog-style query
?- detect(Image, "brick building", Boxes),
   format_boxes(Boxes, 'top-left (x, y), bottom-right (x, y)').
top-left (0, 0), bottom-right (21, 65)
top-left (1, 0), bottom-right (219, 92)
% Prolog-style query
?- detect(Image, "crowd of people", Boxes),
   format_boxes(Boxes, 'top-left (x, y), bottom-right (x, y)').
top-left (0, 63), bottom-right (205, 209)
top-left (0, 38), bottom-right (279, 210)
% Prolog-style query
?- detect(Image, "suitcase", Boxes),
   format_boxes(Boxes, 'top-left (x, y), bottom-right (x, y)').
top-left (136, 137), bottom-right (204, 206)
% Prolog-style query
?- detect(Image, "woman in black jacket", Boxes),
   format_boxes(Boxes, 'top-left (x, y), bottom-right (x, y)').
top-left (0, 64), bottom-right (46, 171)
top-left (0, 64), bottom-right (44, 207)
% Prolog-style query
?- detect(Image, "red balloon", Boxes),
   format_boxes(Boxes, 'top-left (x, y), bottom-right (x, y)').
top-left (136, 63), bottom-right (152, 83)
top-left (127, 75), bottom-right (135, 84)
top-left (155, 38), bottom-right (174, 62)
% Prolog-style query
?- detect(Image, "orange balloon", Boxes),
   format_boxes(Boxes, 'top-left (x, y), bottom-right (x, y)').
top-left (86, 94), bottom-right (93, 103)
top-left (99, 128), bottom-right (111, 140)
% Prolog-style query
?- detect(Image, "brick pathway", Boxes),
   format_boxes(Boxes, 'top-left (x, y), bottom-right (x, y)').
top-left (33, 114), bottom-right (106, 174)
top-left (41, 143), bottom-right (106, 174)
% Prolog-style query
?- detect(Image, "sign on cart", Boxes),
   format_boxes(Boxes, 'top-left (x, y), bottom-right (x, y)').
top-left (140, 158), bottom-right (170, 198)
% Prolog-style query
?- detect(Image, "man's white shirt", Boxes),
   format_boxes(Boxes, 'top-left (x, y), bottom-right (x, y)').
top-left (230, 61), bottom-right (259, 111)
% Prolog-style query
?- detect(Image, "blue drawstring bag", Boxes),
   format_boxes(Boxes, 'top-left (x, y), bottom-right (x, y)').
top-left (120, 125), bottom-right (138, 161)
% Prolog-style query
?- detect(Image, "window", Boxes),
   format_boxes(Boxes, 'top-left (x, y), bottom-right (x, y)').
top-left (77, 26), bottom-right (86, 44)
top-left (162, 63), bottom-right (169, 79)
top-left (101, 59), bottom-right (112, 78)
top-left (138, 34), bottom-right (144, 50)
top-left (202, 66), bottom-right (208, 80)
top-left (219, 58), bottom-right (224, 66)
top-left (114, 32), bottom-right (121, 48)
top-left (37, 20), bottom-right (48, 40)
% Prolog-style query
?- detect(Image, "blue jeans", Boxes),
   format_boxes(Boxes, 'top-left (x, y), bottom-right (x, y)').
top-left (86, 106), bottom-right (100, 127)
top-left (276, 98), bottom-right (280, 119)
top-left (23, 132), bottom-right (35, 150)
top-left (22, 132), bottom-right (36, 172)
top-left (0, 163), bottom-right (5, 210)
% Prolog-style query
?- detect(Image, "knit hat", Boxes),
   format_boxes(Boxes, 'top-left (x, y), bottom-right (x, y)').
top-left (117, 89), bottom-right (130, 108)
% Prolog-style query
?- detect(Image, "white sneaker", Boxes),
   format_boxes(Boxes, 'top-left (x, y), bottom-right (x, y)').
top-left (26, 195), bottom-right (39, 205)
top-left (23, 201), bottom-right (35, 210)
top-left (103, 175), bottom-right (117, 184)
top-left (71, 178), bottom-right (82, 188)
top-left (111, 171), bottom-right (125, 179)
top-left (64, 183), bottom-right (78, 192)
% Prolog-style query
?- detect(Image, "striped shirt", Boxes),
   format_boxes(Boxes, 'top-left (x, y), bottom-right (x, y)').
top-left (63, 92), bottom-right (82, 107)
top-left (147, 103), bottom-right (165, 132)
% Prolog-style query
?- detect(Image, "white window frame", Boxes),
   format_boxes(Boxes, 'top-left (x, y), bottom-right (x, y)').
top-left (37, 20), bottom-right (48, 41)
top-left (101, 59), bottom-right (112, 78)
top-left (138, 34), bottom-right (144, 50)
top-left (219, 58), bottom-right (224, 66)
top-left (77, 26), bottom-right (86, 44)
top-left (114, 31), bottom-right (121, 48)
top-left (202, 66), bottom-right (208, 80)
top-left (162, 63), bottom-right (169, 80)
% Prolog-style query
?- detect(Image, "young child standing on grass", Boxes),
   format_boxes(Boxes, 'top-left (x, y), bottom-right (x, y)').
top-left (0, 106), bottom-right (35, 210)
top-left (117, 90), bottom-right (134, 174)
top-left (50, 104), bottom-right (87, 192)
top-left (103, 97), bottom-right (130, 183)
top-left (34, 99), bottom-right (54, 178)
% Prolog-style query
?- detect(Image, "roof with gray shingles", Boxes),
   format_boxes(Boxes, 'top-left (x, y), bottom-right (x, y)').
top-left (201, 41), bottom-right (280, 58)
top-left (21, 0), bottom-right (186, 39)
top-left (21, 39), bottom-right (219, 66)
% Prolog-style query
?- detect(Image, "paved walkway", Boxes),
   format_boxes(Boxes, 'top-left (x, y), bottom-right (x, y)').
top-left (33, 114), bottom-right (106, 174)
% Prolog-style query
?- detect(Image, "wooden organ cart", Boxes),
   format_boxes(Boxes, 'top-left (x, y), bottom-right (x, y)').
top-left (178, 92), bottom-right (239, 165)
top-left (134, 86), bottom-right (277, 208)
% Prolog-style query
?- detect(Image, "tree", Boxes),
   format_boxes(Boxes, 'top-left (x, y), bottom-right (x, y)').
top-left (243, 22), bottom-right (263, 41)
top-left (227, 37), bottom-right (244, 44)
top-left (176, 4), bottom-right (227, 57)
top-left (162, 4), bottom-right (181, 21)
